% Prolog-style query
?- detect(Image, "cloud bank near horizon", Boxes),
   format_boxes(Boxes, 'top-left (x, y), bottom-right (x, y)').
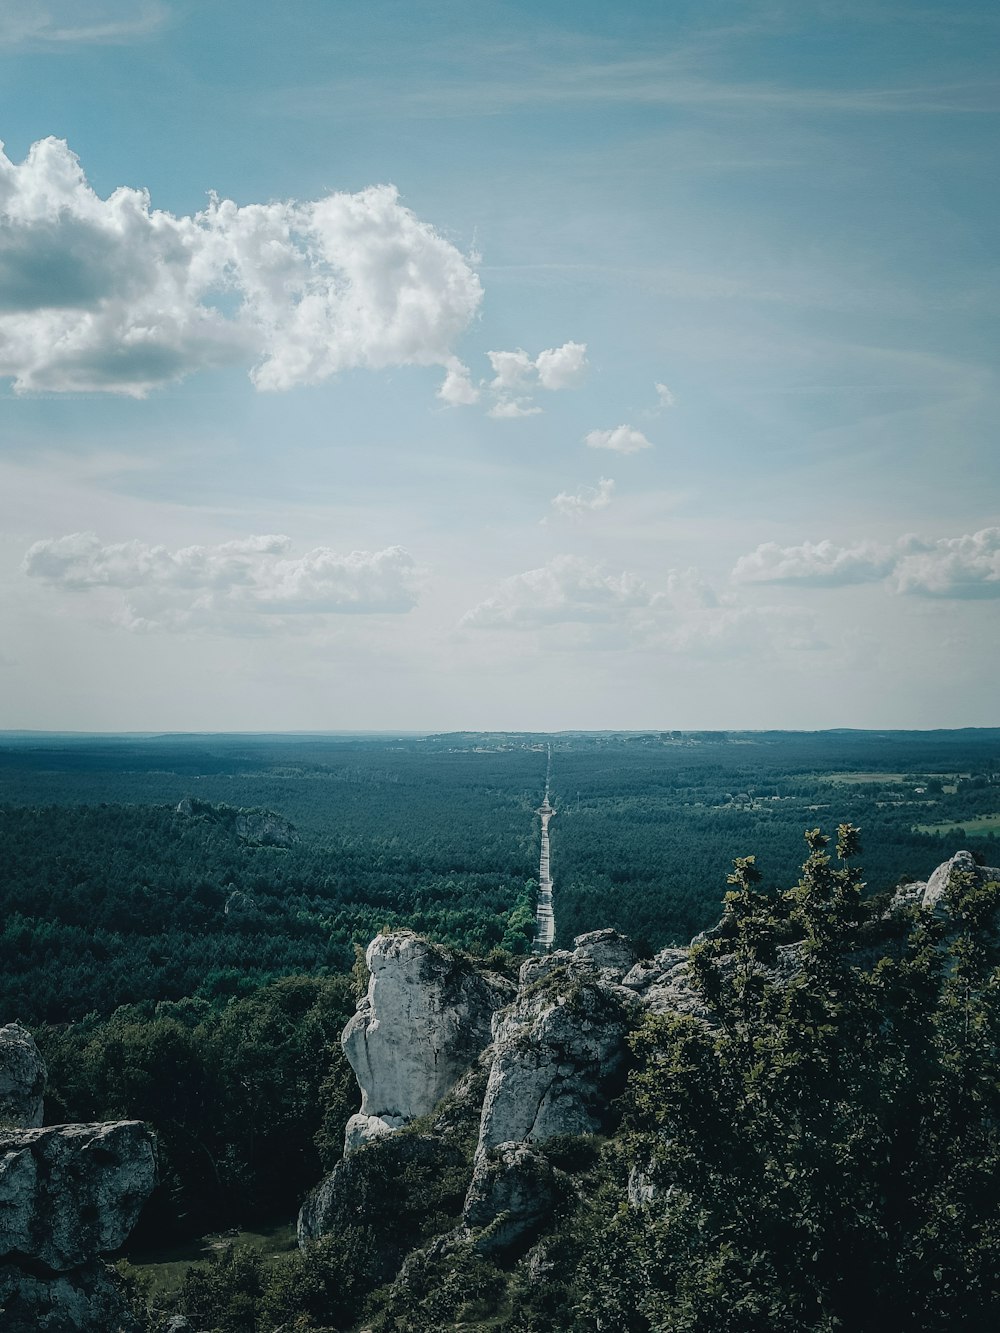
top-left (23, 531), bottom-right (420, 631)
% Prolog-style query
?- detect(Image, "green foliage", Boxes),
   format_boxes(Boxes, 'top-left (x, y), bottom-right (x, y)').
top-left (38, 974), bottom-right (356, 1239)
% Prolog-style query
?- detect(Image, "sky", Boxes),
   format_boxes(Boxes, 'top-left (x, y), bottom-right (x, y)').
top-left (0, 0), bottom-right (998, 731)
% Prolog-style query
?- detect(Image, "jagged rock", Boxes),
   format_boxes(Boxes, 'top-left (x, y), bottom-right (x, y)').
top-left (890, 849), bottom-right (1000, 916)
top-left (0, 1259), bottom-right (142, 1333)
top-left (622, 946), bottom-right (688, 993)
top-left (0, 1023), bottom-right (46, 1129)
top-left (175, 797), bottom-right (298, 847)
top-left (342, 931), bottom-right (515, 1151)
top-left (626, 1164), bottom-right (657, 1209)
top-left (571, 929), bottom-right (638, 980)
top-left (463, 1143), bottom-right (558, 1255)
top-left (0, 1121), bottom-right (156, 1272)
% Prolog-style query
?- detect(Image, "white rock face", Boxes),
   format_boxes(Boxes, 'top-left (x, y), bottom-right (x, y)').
top-left (0, 1121), bottom-right (156, 1272)
top-left (342, 931), bottom-right (515, 1152)
top-left (571, 928), bottom-right (638, 979)
top-left (891, 850), bottom-right (1000, 915)
top-left (0, 1023), bottom-right (46, 1129)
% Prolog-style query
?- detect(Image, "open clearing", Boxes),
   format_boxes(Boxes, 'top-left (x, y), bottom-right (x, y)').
top-left (914, 813), bottom-right (1000, 836)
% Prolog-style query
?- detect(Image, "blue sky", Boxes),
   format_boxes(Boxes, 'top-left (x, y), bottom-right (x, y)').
top-left (0, 0), bottom-right (997, 729)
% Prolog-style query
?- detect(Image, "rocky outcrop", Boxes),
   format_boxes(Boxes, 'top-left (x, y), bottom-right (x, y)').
top-left (0, 1023), bottom-right (46, 1129)
top-left (459, 937), bottom-right (642, 1253)
top-left (175, 797), bottom-right (299, 847)
top-left (891, 849), bottom-right (1000, 915)
top-left (0, 1120), bottom-right (156, 1333)
top-left (342, 931), bottom-right (515, 1152)
top-left (463, 1143), bottom-right (558, 1256)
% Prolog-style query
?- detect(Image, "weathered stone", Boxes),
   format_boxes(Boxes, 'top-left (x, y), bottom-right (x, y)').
top-left (0, 1259), bottom-right (141, 1333)
top-left (342, 931), bottom-right (515, 1152)
top-left (571, 929), bottom-right (638, 980)
top-left (890, 850), bottom-right (1000, 916)
top-left (464, 1143), bottom-right (558, 1255)
top-left (0, 1121), bottom-right (156, 1273)
top-left (0, 1023), bottom-right (46, 1130)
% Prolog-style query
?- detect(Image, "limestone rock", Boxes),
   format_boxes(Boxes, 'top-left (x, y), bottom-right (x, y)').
top-left (0, 1259), bottom-right (142, 1333)
top-left (571, 929), bottom-right (637, 980)
top-left (0, 1121), bottom-right (156, 1272)
top-left (463, 1143), bottom-right (558, 1255)
top-left (342, 931), bottom-right (515, 1152)
top-left (890, 850), bottom-right (1000, 916)
top-left (0, 1023), bottom-right (46, 1129)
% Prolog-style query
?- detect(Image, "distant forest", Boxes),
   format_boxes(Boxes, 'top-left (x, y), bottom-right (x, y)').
top-left (2, 728), bottom-right (999, 1241)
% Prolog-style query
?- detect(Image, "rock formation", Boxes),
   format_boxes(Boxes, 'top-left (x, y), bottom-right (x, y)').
top-left (891, 848), bottom-right (1000, 915)
top-left (300, 854), bottom-right (999, 1268)
top-left (0, 1022), bottom-right (46, 1129)
top-left (341, 930), bottom-right (515, 1152)
top-left (0, 1058), bottom-right (156, 1332)
top-left (175, 796), bottom-right (299, 847)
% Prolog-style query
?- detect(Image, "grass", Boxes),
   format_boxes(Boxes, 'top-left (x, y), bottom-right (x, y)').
top-left (120, 1219), bottom-right (297, 1303)
top-left (914, 813), bottom-right (1000, 837)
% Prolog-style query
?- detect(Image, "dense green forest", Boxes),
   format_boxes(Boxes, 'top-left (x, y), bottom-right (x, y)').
top-left (1, 729), bottom-right (998, 1284)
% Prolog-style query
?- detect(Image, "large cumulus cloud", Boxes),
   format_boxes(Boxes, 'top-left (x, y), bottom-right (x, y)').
top-left (0, 138), bottom-right (483, 395)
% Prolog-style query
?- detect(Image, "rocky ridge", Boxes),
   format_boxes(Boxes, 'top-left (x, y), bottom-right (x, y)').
top-left (299, 852), bottom-right (998, 1277)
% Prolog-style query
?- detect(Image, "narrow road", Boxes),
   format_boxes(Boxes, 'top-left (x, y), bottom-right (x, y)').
top-left (533, 746), bottom-right (555, 952)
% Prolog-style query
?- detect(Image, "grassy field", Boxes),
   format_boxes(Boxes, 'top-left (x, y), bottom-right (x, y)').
top-left (121, 1221), bottom-right (297, 1303)
top-left (914, 813), bottom-right (1000, 836)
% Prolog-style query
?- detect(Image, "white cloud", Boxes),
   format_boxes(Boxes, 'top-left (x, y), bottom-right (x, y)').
top-left (488, 348), bottom-right (535, 391)
top-left (22, 531), bottom-right (420, 630)
top-left (0, 137), bottom-right (482, 395)
top-left (437, 358), bottom-right (479, 406)
top-left (732, 538), bottom-right (897, 587)
top-left (488, 398), bottom-right (542, 419)
top-left (460, 554), bottom-right (825, 658)
top-left (550, 477), bottom-right (615, 518)
top-left (459, 554), bottom-right (658, 629)
top-left (893, 528), bottom-right (1000, 598)
top-left (485, 340), bottom-right (588, 417)
top-left (584, 424), bottom-right (653, 454)
top-left (732, 529), bottom-right (1000, 599)
top-left (654, 382), bottom-right (676, 410)
top-left (535, 341), bottom-right (588, 391)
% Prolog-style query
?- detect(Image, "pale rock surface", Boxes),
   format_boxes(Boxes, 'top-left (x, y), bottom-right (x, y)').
top-left (342, 931), bottom-right (515, 1152)
top-left (571, 928), bottom-right (638, 980)
top-left (463, 1142), bottom-right (558, 1255)
top-left (0, 1022), bottom-right (46, 1129)
top-left (891, 849), bottom-right (1000, 915)
top-left (0, 1121), bottom-right (156, 1272)
top-left (0, 1260), bottom-right (142, 1333)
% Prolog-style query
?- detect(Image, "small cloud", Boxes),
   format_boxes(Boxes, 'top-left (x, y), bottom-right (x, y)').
top-left (584, 424), bottom-right (652, 454)
top-left (732, 538), bottom-right (896, 587)
top-left (22, 531), bottom-right (421, 631)
top-left (654, 382), bottom-right (676, 410)
top-left (488, 398), bottom-right (542, 419)
top-left (550, 477), bottom-right (615, 518)
top-left (536, 341), bottom-right (588, 391)
top-left (894, 527), bottom-right (1000, 598)
top-left (485, 340), bottom-right (588, 417)
top-left (0, 1), bottom-right (167, 46)
top-left (437, 358), bottom-right (479, 406)
top-left (460, 554), bottom-right (658, 629)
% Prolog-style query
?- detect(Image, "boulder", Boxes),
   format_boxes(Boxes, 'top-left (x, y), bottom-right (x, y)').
top-left (463, 1143), bottom-right (558, 1255)
top-left (0, 1121), bottom-right (156, 1272)
top-left (891, 850), bottom-right (1000, 916)
top-left (571, 929), bottom-right (638, 980)
top-left (0, 1023), bottom-right (46, 1129)
top-left (342, 931), bottom-right (515, 1151)
top-left (0, 1259), bottom-right (142, 1333)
